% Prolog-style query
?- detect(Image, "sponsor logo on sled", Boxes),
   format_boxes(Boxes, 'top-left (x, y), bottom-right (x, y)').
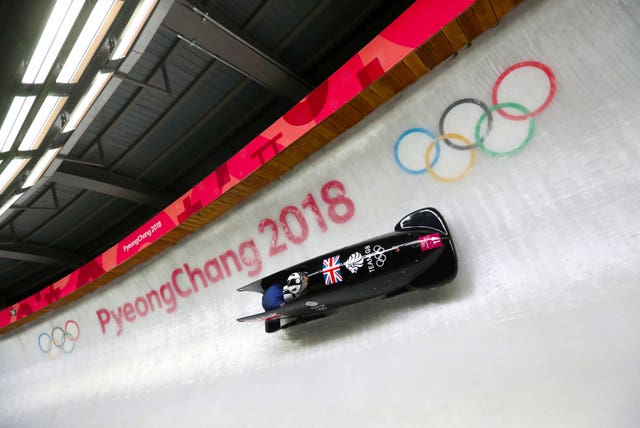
top-left (305, 301), bottom-right (319, 307)
top-left (310, 304), bottom-right (328, 311)
top-left (419, 233), bottom-right (442, 251)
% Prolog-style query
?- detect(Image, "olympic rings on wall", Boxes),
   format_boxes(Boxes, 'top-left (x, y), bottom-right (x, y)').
top-left (439, 98), bottom-right (492, 151)
top-left (394, 128), bottom-right (441, 175)
top-left (394, 61), bottom-right (556, 182)
top-left (475, 102), bottom-right (535, 157)
top-left (492, 61), bottom-right (556, 120)
top-left (425, 133), bottom-right (476, 182)
top-left (38, 320), bottom-right (80, 360)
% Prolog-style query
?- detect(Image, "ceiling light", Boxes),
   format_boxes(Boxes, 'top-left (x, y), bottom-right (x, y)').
top-left (19, 97), bottom-right (67, 151)
top-left (23, 0), bottom-right (85, 84)
top-left (0, 193), bottom-right (24, 218)
top-left (0, 158), bottom-right (30, 194)
top-left (22, 148), bottom-right (62, 189)
top-left (63, 71), bottom-right (113, 133)
top-left (57, 0), bottom-right (124, 83)
top-left (0, 97), bottom-right (36, 152)
top-left (110, 0), bottom-right (158, 60)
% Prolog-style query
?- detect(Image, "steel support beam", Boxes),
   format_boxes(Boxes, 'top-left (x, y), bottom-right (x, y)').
top-left (163, 2), bottom-right (311, 103)
top-left (51, 162), bottom-right (173, 209)
top-left (0, 243), bottom-right (83, 267)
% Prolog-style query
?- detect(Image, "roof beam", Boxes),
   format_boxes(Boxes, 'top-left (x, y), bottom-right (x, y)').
top-left (0, 242), bottom-right (83, 267)
top-left (163, 2), bottom-right (311, 103)
top-left (51, 162), bottom-right (173, 209)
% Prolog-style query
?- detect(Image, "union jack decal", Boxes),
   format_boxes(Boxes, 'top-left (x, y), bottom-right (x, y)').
top-left (322, 255), bottom-right (342, 285)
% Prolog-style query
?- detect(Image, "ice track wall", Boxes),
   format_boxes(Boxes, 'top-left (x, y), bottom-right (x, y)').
top-left (2, 0), bottom-right (639, 426)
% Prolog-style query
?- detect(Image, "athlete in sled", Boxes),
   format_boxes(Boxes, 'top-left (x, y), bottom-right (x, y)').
top-left (237, 207), bottom-right (458, 333)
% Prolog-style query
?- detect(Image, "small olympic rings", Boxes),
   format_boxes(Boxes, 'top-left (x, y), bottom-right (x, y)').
top-left (394, 60), bottom-right (556, 182)
top-left (372, 245), bottom-right (387, 267)
top-left (38, 319), bottom-right (80, 360)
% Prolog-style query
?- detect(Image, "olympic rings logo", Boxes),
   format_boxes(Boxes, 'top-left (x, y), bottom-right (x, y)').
top-left (372, 245), bottom-right (387, 267)
top-left (394, 61), bottom-right (556, 182)
top-left (38, 320), bottom-right (80, 360)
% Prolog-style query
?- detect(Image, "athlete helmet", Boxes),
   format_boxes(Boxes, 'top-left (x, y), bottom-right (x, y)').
top-left (283, 272), bottom-right (308, 302)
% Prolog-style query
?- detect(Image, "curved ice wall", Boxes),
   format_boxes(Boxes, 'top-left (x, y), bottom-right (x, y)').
top-left (1, 0), bottom-right (639, 426)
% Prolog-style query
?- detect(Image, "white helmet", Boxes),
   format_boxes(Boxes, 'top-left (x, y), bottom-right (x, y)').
top-left (283, 272), bottom-right (308, 302)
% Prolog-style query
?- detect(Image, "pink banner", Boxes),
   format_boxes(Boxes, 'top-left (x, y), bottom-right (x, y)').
top-left (0, 0), bottom-right (474, 330)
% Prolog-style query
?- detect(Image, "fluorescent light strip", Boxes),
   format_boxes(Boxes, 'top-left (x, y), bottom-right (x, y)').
top-left (19, 96), bottom-right (68, 151)
top-left (23, 0), bottom-right (85, 84)
top-left (58, 0), bottom-right (124, 83)
top-left (23, 148), bottom-right (62, 188)
top-left (63, 71), bottom-right (113, 133)
top-left (110, 0), bottom-right (158, 60)
top-left (0, 193), bottom-right (24, 218)
top-left (0, 97), bottom-right (36, 152)
top-left (0, 158), bottom-right (30, 193)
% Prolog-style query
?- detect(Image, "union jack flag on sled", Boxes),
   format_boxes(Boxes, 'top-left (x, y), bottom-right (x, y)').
top-left (322, 255), bottom-right (342, 285)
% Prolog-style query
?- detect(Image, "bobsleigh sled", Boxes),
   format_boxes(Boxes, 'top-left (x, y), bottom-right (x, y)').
top-left (237, 208), bottom-right (457, 333)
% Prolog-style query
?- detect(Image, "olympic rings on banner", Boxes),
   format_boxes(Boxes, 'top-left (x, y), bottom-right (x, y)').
top-left (394, 60), bottom-right (556, 182)
top-left (38, 320), bottom-right (80, 360)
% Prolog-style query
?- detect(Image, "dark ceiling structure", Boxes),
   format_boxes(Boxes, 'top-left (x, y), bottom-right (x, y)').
top-left (0, 0), bottom-right (416, 309)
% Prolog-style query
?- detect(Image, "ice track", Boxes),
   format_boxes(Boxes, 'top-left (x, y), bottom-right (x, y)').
top-left (1, 0), bottom-right (639, 426)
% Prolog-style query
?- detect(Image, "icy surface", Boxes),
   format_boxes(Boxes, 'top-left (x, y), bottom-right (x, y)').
top-left (1, 0), bottom-right (639, 426)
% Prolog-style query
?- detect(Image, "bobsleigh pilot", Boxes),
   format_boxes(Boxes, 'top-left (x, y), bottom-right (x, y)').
top-left (262, 272), bottom-right (308, 311)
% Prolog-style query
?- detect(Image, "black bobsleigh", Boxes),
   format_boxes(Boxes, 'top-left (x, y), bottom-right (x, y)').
top-left (237, 208), bottom-right (457, 333)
